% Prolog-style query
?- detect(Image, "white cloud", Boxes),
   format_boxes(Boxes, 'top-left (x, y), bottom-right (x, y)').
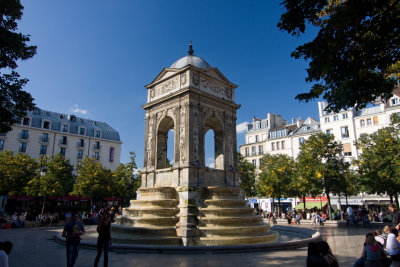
top-left (236, 121), bottom-right (249, 134)
top-left (72, 104), bottom-right (88, 115)
top-left (206, 157), bottom-right (215, 168)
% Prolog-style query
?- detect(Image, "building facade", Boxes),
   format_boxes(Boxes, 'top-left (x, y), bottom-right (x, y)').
top-left (239, 114), bottom-right (320, 169)
top-left (0, 108), bottom-right (122, 171)
top-left (240, 87), bottom-right (400, 168)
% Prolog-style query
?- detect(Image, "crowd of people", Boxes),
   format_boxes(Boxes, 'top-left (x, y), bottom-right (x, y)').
top-left (0, 206), bottom-right (122, 229)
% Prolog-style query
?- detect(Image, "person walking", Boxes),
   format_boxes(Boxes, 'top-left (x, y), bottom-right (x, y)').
top-left (62, 213), bottom-right (85, 267)
top-left (94, 211), bottom-right (112, 267)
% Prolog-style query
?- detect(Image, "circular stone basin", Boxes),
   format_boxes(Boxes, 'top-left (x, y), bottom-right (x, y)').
top-left (56, 225), bottom-right (321, 253)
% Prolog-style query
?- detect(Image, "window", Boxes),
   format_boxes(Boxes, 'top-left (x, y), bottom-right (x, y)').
top-left (255, 135), bottom-right (259, 142)
top-left (341, 126), bottom-right (349, 138)
top-left (258, 145), bottom-right (263, 155)
top-left (392, 98), bottom-right (399, 105)
top-left (342, 113), bottom-right (348, 119)
top-left (251, 146), bottom-right (256, 156)
top-left (245, 147), bottom-right (249, 156)
top-left (43, 121), bottom-right (50, 129)
top-left (40, 145), bottom-right (47, 155)
top-left (78, 139), bottom-right (84, 147)
top-left (367, 118), bottom-right (372, 125)
top-left (271, 143), bottom-right (275, 151)
top-left (276, 142), bottom-right (280, 150)
top-left (60, 136), bottom-right (67, 145)
top-left (373, 117), bottom-right (378, 125)
top-left (0, 140), bottom-right (4, 150)
top-left (109, 147), bottom-right (114, 162)
top-left (79, 127), bottom-right (85, 135)
top-left (20, 129), bottom-right (28, 139)
top-left (343, 143), bottom-right (352, 156)
top-left (252, 159), bottom-right (256, 166)
top-left (324, 117), bottom-right (330, 123)
top-left (94, 141), bottom-right (100, 150)
top-left (298, 137), bottom-right (305, 145)
top-left (19, 143), bottom-right (26, 153)
top-left (77, 150), bottom-right (83, 159)
top-left (93, 152), bottom-right (100, 160)
top-left (23, 117), bottom-right (30, 126)
top-left (41, 133), bottom-right (48, 142)
top-left (333, 115), bottom-right (339, 121)
top-left (326, 129), bottom-right (333, 135)
top-left (259, 158), bottom-right (262, 167)
top-left (281, 141), bottom-right (285, 149)
top-left (62, 124), bottom-right (69, 132)
top-left (95, 130), bottom-right (101, 138)
top-left (60, 147), bottom-right (66, 156)
top-left (360, 119), bottom-right (365, 127)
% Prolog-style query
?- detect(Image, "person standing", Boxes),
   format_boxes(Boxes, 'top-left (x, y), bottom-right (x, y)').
top-left (94, 211), bottom-right (112, 267)
top-left (62, 213), bottom-right (85, 267)
top-left (347, 206), bottom-right (354, 225)
top-left (388, 204), bottom-right (400, 230)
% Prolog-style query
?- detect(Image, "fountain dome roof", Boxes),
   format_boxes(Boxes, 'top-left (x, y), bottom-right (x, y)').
top-left (170, 43), bottom-right (211, 69)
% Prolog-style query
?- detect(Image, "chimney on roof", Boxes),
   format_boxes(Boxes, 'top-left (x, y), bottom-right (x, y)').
top-left (296, 117), bottom-right (303, 127)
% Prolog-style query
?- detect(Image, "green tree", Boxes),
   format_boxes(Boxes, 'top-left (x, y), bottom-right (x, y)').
top-left (355, 117), bottom-right (400, 206)
top-left (25, 154), bottom-right (74, 214)
top-left (278, 0), bottom-right (400, 112)
top-left (0, 0), bottom-right (37, 132)
top-left (237, 152), bottom-right (256, 197)
top-left (72, 157), bottom-right (113, 208)
top-left (0, 151), bottom-right (37, 195)
top-left (297, 132), bottom-right (343, 220)
top-left (256, 154), bottom-right (296, 215)
top-left (112, 152), bottom-right (141, 205)
top-left (292, 158), bottom-right (323, 211)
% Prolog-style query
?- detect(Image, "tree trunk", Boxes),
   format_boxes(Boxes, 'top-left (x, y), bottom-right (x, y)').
top-left (303, 195), bottom-right (306, 211)
top-left (338, 194), bottom-right (343, 220)
top-left (272, 198), bottom-right (275, 216)
top-left (395, 194), bottom-right (400, 208)
top-left (278, 197), bottom-right (281, 217)
top-left (326, 193), bottom-right (333, 221)
top-left (41, 195), bottom-right (46, 216)
top-left (390, 194), bottom-right (394, 204)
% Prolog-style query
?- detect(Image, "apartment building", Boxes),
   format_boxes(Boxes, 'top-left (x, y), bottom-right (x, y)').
top-left (0, 108), bottom-right (122, 171)
top-left (239, 113), bottom-right (319, 169)
top-left (240, 88), bottom-right (400, 168)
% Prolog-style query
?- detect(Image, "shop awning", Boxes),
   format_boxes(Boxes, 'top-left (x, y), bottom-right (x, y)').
top-left (295, 201), bottom-right (327, 210)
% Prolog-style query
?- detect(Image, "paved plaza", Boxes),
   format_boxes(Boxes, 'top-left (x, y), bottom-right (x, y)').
top-left (0, 225), bottom-right (372, 267)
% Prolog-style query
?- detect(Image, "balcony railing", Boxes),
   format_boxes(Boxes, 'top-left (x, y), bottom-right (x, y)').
top-left (59, 139), bottom-right (68, 146)
top-left (40, 136), bottom-right (49, 143)
top-left (76, 141), bottom-right (85, 148)
top-left (93, 144), bottom-right (101, 150)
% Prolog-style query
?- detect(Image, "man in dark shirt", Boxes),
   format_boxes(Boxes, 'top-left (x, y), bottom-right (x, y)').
top-left (388, 204), bottom-right (400, 230)
top-left (62, 213), bottom-right (85, 267)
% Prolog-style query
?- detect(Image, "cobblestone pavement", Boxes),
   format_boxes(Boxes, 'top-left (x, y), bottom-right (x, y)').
top-left (0, 225), bottom-right (372, 267)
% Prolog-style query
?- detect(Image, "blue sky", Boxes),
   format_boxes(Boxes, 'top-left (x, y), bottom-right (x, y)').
top-left (17, 0), bottom-right (320, 167)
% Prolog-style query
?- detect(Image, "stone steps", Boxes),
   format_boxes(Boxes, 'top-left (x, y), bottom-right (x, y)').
top-left (193, 232), bottom-right (279, 246)
top-left (111, 224), bottom-right (177, 236)
top-left (200, 207), bottom-right (255, 216)
top-left (203, 199), bottom-right (248, 208)
top-left (124, 207), bottom-right (179, 217)
top-left (199, 224), bottom-right (270, 237)
top-left (112, 233), bottom-right (182, 246)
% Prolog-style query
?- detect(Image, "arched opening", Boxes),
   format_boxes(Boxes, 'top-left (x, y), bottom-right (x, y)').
top-left (204, 116), bottom-right (224, 170)
top-left (156, 116), bottom-right (174, 169)
top-left (204, 129), bottom-right (215, 168)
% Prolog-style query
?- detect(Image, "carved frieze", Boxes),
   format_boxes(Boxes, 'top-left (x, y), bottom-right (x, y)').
top-left (153, 76), bottom-right (180, 98)
top-left (181, 73), bottom-right (186, 85)
top-left (200, 77), bottom-right (228, 98)
top-left (192, 72), bottom-right (200, 86)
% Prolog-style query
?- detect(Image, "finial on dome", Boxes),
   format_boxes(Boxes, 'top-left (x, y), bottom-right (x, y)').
top-left (188, 41), bottom-right (194, 56)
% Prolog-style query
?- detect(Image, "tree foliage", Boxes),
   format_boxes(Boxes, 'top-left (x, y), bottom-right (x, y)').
top-left (25, 154), bottom-right (74, 197)
top-left (278, 0), bottom-right (400, 112)
top-left (237, 152), bottom-right (256, 197)
top-left (355, 117), bottom-right (400, 201)
top-left (112, 152), bottom-right (141, 203)
top-left (0, 151), bottom-right (37, 195)
top-left (257, 154), bottom-right (296, 214)
top-left (72, 157), bottom-right (113, 199)
top-left (0, 0), bottom-right (37, 132)
top-left (297, 132), bottom-right (343, 219)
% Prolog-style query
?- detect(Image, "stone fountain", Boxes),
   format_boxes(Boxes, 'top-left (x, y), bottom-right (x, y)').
top-left (111, 44), bottom-right (278, 246)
